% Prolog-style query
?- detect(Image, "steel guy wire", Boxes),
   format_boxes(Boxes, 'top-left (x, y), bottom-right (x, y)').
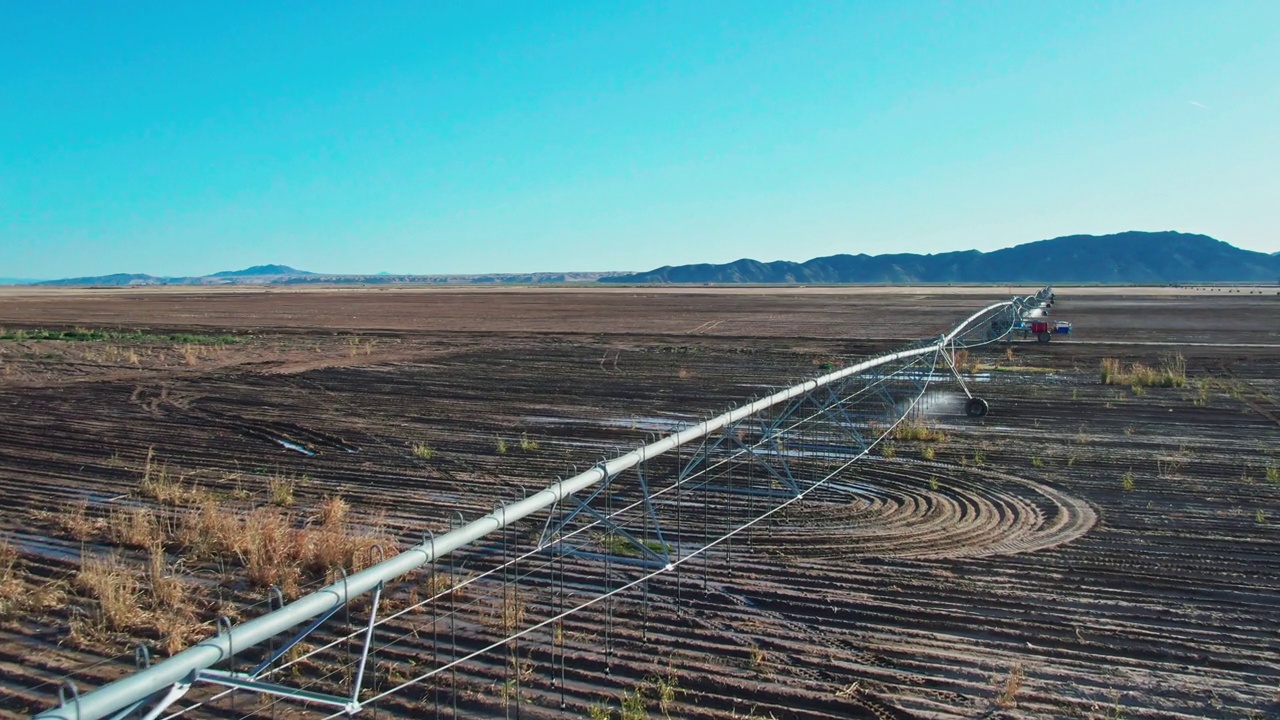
top-left (325, 352), bottom-right (949, 710)
top-left (258, 352), bottom-right (922, 650)
top-left (160, 345), bottom-right (950, 718)
top-left (176, 348), bottom-right (936, 699)
top-left (316, 364), bottom-right (942, 717)
top-left (351, 348), bottom-right (952, 696)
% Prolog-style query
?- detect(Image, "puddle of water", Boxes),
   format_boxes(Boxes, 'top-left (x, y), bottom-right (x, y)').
top-left (601, 415), bottom-right (696, 432)
top-left (911, 390), bottom-right (967, 418)
top-left (824, 481), bottom-right (881, 495)
top-left (526, 414), bottom-right (695, 433)
top-left (7, 531), bottom-right (81, 563)
top-left (743, 443), bottom-right (864, 459)
top-left (525, 414), bottom-right (591, 426)
top-left (274, 438), bottom-right (317, 456)
top-left (862, 371), bottom-right (990, 384)
top-left (67, 488), bottom-right (126, 505)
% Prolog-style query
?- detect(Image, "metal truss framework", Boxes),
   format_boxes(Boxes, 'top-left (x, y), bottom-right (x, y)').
top-left (36, 288), bottom-right (1054, 720)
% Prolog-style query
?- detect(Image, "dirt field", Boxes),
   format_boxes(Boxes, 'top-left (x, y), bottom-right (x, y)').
top-left (0, 287), bottom-right (1277, 719)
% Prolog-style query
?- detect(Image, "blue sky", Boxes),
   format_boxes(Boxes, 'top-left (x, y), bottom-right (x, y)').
top-left (2, 1), bottom-right (1277, 278)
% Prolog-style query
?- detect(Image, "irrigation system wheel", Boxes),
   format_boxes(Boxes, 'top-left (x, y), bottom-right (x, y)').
top-left (966, 397), bottom-right (990, 417)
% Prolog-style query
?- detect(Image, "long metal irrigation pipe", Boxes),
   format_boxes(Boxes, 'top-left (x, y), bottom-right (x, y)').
top-left (36, 299), bottom-right (1019, 720)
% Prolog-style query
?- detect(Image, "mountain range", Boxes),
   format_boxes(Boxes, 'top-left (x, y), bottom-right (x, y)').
top-left (10, 232), bottom-right (1279, 287)
top-left (602, 232), bottom-right (1280, 284)
top-left (33, 265), bottom-right (624, 286)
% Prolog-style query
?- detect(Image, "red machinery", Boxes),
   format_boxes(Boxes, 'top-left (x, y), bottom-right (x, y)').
top-left (1027, 319), bottom-right (1073, 343)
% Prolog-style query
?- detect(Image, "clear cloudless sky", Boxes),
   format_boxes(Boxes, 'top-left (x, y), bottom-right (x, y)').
top-left (2, 1), bottom-right (1278, 278)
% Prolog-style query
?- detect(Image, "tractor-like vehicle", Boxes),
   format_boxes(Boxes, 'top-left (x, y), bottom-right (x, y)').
top-left (1024, 319), bottom-right (1072, 342)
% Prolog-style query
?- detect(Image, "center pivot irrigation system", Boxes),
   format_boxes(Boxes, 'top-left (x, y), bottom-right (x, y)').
top-left (37, 288), bottom-right (1056, 720)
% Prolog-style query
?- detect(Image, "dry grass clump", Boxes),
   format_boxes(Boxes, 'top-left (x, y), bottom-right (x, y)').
top-left (69, 497), bottom-right (385, 648)
top-left (480, 597), bottom-right (526, 634)
top-left (134, 452), bottom-right (371, 576)
top-left (76, 554), bottom-right (145, 631)
top-left (177, 499), bottom-right (242, 558)
top-left (167, 341), bottom-right (228, 366)
top-left (244, 504), bottom-right (389, 594)
top-left (0, 537), bottom-right (24, 617)
top-left (316, 494), bottom-right (349, 526)
top-left (61, 499), bottom-right (101, 541)
top-left (1100, 354), bottom-right (1186, 388)
top-left (0, 537), bottom-right (66, 619)
top-left (995, 663), bottom-right (1025, 708)
top-left (268, 471), bottom-right (299, 507)
top-left (179, 344), bottom-right (200, 366)
top-left (147, 544), bottom-right (186, 612)
top-left (425, 571), bottom-right (464, 601)
top-left (241, 508), bottom-right (305, 591)
top-left (138, 448), bottom-right (206, 505)
top-left (52, 454), bottom-right (394, 653)
top-left (175, 496), bottom-right (388, 595)
top-left (73, 547), bottom-right (200, 654)
top-left (107, 506), bottom-right (164, 549)
top-left (890, 418), bottom-right (948, 443)
top-left (83, 344), bottom-right (142, 366)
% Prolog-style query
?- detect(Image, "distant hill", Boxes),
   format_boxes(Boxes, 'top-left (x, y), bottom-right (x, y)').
top-left (602, 232), bottom-right (1280, 284)
top-left (209, 264), bottom-right (314, 277)
top-left (38, 273), bottom-right (162, 287)
top-left (32, 265), bottom-right (627, 286)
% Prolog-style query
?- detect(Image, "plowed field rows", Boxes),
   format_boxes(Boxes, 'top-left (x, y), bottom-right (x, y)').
top-left (0, 287), bottom-right (1277, 719)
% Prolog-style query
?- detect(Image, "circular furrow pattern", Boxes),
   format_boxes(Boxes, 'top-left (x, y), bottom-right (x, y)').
top-left (752, 458), bottom-right (1096, 560)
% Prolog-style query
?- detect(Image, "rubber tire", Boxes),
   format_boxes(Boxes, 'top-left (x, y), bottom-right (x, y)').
top-left (966, 397), bottom-right (989, 417)
top-left (1037, 331), bottom-right (1051, 343)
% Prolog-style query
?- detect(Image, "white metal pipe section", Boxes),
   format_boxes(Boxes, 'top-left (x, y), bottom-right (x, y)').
top-left (36, 296), bottom-right (1025, 720)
